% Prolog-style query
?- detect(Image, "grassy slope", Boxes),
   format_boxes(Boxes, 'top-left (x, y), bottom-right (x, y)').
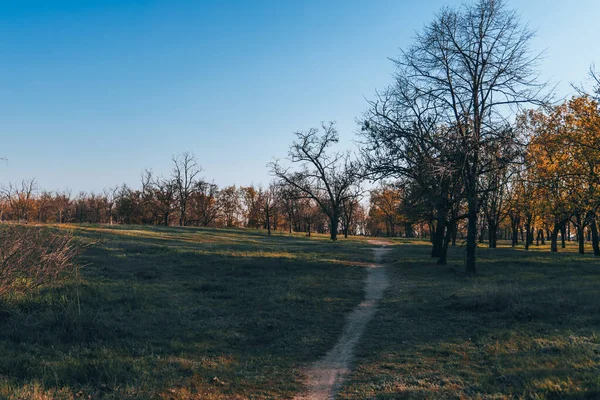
top-left (339, 240), bottom-right (600, 399)
top-left (0, 225), bottom-right (373, 399)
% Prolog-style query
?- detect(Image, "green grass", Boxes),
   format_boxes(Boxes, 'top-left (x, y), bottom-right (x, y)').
top-left (0, 224), bottom-right (373, 399)
top-left (338, 240), bottom-right (600, 399)
top-left (3, 226), bottom-right (600, 399)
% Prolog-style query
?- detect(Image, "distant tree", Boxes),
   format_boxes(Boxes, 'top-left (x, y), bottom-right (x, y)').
top-left (370, 184), bottom-right (403, 237)
top-left (219, 185), bottom-right (241, 227)
top-left (37, 190), bottom-right (54, 223)
top-left (262, 183), bottom-right (280, 236)
top-left (172, 152), bottom-right (201, 227)
top-left (340, 195), bottom-right (361, 238)
top-left (2, 179), bottom-right (37, 222)
top-left (103, 186), bottom-right (118, 225)
top-left (151, 173), bottom-right (177, 226)
top-left (188, 181), bottom-right (221, 227)
top-left (270, 122), bottom-right (362, 240)
top-left (241, 186), bottom-right (262, 229)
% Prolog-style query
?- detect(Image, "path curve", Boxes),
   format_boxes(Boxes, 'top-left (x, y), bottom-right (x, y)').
top-left (294, 241), bottom-right (391, 400)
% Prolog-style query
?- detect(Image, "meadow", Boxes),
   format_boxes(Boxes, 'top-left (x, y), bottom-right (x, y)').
top-left (0, 225), bottom-right (373, 399)
top-left (339, 240), bottom-right (600, 399)
top-left (1, 226), bottom-right (599, 399)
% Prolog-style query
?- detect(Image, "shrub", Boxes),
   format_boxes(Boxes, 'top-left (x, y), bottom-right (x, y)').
top-left (0, 225), bottom-right (79, 297)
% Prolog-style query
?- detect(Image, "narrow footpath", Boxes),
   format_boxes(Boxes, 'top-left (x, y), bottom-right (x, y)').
top-left (294, 241), bottom-right (391, 400)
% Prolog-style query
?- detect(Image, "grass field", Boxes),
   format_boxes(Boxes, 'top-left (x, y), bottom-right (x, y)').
top-left (1, 226), bottom-right (599, 399)
top-left (339, 240), bottom-right (600, 399)
top-left (0, 225), bottom-right (373, 399)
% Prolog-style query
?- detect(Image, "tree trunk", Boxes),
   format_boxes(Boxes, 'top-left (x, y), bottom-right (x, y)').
top-left (550, 223), bottom-right (559, 253)
top-left (404, 222), bottom-right (414, 238)
top-left (590, 213), bottom-right (600, 256)
top-left (576, 214), bottom-right (585, 254)
top-left (451, 222), bottom-right (457, 246)
top-left (465, 195), bottom-right (477, 275)
top-left (437, 223), bottom-right (453, 265)
top-left (578, 228), bottom-right (585, 254)
top-left (330, 212), bottom-right (339, 241)
top-left (488, 221), bottom-right (497, 248)
top-left (478, 220), bottom-right (485, 244)
top-left (179, 205), bottom-right (185, 227)
top-left (431, 217), bottom-right (446, 258)
top-left (511, 217), bottom-right (519, 247)
top-left (524, 216), bottom-right (533, 251)
top-left (520, 226), bottom-right (524, 242)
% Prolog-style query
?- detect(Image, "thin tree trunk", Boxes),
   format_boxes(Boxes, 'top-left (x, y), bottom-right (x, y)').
top-left (437, 223), bottom-right (453, 265)
top-left (330, 212), bottom-right (339, 241)
top-left (466, 194), bottom-right (477, 275)
top-left (451, 221), bottom-right (457, 246)
top-left (550, 223), bottom-right (559, 253)
top-left (525, 216), bottom-right (533, 251)
top-left (431, 217), bottom-right (446, 258)
top-left (590, 214), bottom-right (600, 256)
top-left (576, 215), bottom-right (585, 254)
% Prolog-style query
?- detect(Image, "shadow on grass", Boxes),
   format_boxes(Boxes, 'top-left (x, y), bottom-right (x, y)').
top-left (339, 242), bottom-right (600, 400)
top-left (0, 225), bottom-right (374, 399)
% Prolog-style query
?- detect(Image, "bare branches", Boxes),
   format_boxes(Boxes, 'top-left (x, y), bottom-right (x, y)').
top-left (172, 152), bottom-right (202, 227)
top-left (269, 122), bottom-right (362, 240)
top-left (1, 178), bottom-right (38, 222)
top-left (360, 0), bottom-right (544, 272)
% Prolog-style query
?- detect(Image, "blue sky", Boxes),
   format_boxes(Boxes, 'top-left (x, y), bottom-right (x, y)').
top-left (1, 0), bottom-right (598, 192)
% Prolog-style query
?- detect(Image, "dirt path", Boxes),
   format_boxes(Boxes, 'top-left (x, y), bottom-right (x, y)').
top-left (294, 241), bottom-right (391, 400)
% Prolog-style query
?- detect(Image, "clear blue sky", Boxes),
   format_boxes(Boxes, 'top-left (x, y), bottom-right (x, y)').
top-left (1, 0), bottom-right (598, 192)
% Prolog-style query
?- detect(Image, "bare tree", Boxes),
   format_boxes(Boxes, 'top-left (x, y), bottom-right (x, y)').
top-left (103, 186), bottom-right (118, 225)
top-left (188, 181), bottom-right (221, 227)
top-left (340, 195), bottom-right (361, 238)
top-left (172, 152), bottom-right (201, 227)
top-left (270, 122), bottom-right (362, 240)
top-left (3, 179), bottom-right (37, 222)
top-left (362, 0), bottom-right (545, 272)
top-left (152, 174), bottom-right (177, 226)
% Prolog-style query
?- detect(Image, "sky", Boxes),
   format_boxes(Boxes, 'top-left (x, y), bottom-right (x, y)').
top-left (1, 0), bottom-right (598, 193)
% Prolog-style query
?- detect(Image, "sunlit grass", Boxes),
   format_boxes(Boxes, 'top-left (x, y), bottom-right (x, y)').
top-left (0, 224), bottom-right (373, 399)
top-left (339, 240), bottom-right (600, 399)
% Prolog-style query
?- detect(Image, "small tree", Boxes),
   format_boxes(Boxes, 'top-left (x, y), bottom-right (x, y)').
top-left (270, 122), bottom-right (362, 240)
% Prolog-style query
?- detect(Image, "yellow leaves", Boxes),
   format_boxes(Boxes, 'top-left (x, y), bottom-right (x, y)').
top-left (521, 96), bottom-right (600, 212)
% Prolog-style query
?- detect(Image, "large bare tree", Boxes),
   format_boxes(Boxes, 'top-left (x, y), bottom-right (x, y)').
top-left (270, 122), bottom-right (362, 240)
top-left (362, 0), bottom-right (545, 272)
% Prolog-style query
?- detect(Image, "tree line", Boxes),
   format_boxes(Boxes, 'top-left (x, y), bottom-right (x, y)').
top-left (0, 152), bottom-right (370, 238)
